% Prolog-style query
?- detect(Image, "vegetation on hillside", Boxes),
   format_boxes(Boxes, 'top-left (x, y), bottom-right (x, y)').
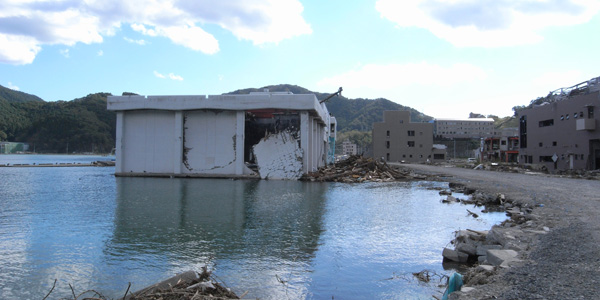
top-left (0, 85), bottom-right (115, 153)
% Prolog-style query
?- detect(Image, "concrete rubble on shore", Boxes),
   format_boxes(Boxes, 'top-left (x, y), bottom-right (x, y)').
top-left (438, 184), bottom-right (550, 299)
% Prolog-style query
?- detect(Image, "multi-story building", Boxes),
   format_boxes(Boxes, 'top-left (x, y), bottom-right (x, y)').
top-left (481, 128), bottom-right (519, 162)
top-left (342, 139), bottom-right (357, 156)
top-left (434, 118), bottom-right (496, 139)
top-left (373, 111), bottom-right (445, 163)
top-left (517, 76), bottom-right (600, 171)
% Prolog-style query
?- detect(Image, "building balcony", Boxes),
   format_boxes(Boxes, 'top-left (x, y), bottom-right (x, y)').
top-left (576, 118), bottom-right (596, 131)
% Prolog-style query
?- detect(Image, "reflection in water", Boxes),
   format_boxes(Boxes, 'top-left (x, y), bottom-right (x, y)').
top-left (0, 164), bottom-right (506, 300)
top-left (108, 178), bottom-right (328, 299)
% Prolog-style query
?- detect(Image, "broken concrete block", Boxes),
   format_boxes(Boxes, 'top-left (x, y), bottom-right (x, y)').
top-left (456, 242), bottom-right (477, 256)
top-left (460, 287), bottom-right (476, 293)
top-left (476, 265), bottom-right (495, 273)
top-left (486, 249), bottom-right (519, 266)
top-left (443, 248), bottom-right (469, 263)
top-left (476, 244), bottom-right (502, 256)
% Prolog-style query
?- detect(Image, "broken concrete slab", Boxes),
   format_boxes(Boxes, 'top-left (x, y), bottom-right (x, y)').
top-left (476, 244), bottom-right (502, 256)
top-left (486, 249), bottom-right (519, 266)
top-left (253, 131), bottom-right (304, 180)
top-left (443, 247), bottom-right (470, 263)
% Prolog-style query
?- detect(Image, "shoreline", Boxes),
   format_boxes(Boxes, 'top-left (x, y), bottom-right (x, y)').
top-left (398, 163), bottom-right (600, 299)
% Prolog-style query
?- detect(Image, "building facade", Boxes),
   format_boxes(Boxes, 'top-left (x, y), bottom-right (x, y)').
top-left (434, 118), bottom-right (496, 139)
top-left (341, 139), bottom-right (357, 156)
top-left (373, 111), bottom-right (445, 162)
top-left (517, 77), bottom-right (600, 171)
top-left (107, 92), bottom-right (336, 179)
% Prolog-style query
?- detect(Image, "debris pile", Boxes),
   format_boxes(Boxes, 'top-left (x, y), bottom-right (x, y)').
top-left (301, 155), bottom-right (422, 182)
top-left (128, 268), bottom-right (239, 300)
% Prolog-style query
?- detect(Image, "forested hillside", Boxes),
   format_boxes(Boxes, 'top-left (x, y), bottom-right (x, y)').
top-left (228, 84), bottom-right (432, 132)
top-left (0, 85), bottom-right (115, 153)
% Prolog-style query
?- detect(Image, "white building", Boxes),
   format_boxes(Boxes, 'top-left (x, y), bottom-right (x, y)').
top-left (342, 139), bottom-right (357, 155)
top-left (434, 118), bottom-right (497, 139)
top-left (107, 92), bottom-right (336, 180)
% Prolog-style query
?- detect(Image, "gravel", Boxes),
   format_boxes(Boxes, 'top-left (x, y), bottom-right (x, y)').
top-left (398, 164), bottom-right (600, 300)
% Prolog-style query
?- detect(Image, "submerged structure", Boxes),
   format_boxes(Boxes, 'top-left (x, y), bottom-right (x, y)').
top-left (107, 91), bottom-right (336, 179)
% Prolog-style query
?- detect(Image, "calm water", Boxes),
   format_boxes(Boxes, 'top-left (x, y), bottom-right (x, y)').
top-left (0, 155), bottom-right (505, 300)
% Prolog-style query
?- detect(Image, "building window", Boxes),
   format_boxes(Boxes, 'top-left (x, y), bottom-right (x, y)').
top-left (539, 156), bottom-right (553, 162)
top-left (419, 144), bottom-right (423, 148)
top-left (539, 119), bottom-right (554, 127)
top-left (552, 141), bottom-right (557, 146)
top-left (419, 131), bottom-right (423, 136)
top-left (386, 130), bottom-right (390, 137)
top-left (386, 153), bottom-right (390, 161)
top-left (407, 141), bottom-right (415, 147)
top-left (566, 114), bottom-right (570, 120)
top-left (539, 142), bottom-right (543, 147)
top-left (520, 116), bottom-right (527, 148)
top-left (408, 130), bottom-right (415, 136)
top-left (574, 112), bottom-right (579, 118)
top-left (588, 106), bottom-right (594, 118)
top-left (560, 115), bottom-right (564, 120)
top-left (402, 154), bottom-right (406, 158)
top-left (580, 111), bottom-right (584, 118)
top-left (399, 120), bottom-right (404, 124)
top-left (420, 155), bottom-right (423, 158)
top-left (501, 140), bottom-right (507, 145)
top-left (409, 155), bottom-right (413, 158)
top-left (386, 141), bottom-right (390, 149)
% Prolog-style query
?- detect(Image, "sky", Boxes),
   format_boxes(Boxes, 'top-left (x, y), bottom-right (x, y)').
top-left (1, 0), bottom-right (600, 119)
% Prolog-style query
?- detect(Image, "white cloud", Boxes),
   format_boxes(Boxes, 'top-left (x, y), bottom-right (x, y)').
top-left (124, 37), bottom-right (147, 45)
top-left (318, 62), bottom-right (486, 90)
top-left (0, 0), bottom-right (311, 64)
top-left (168, 73), bottom-right (183, 81)
top-left (7, 82), bottom-right (19, 90)
top-left (154, 70), bottom-right (183, 81)
top-left (59, 48), bottom-right (69, 58)
top-left (376, 0), bottom-right (600, 47)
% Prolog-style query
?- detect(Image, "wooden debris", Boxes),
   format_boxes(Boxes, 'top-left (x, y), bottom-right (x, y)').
top-left (301, 155), bottom-right (417, 183)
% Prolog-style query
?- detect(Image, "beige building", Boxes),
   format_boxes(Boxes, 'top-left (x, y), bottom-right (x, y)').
top-left (517, 77), bottom-right (600, 171)
top-left (434, 118), bottom-right (496, 139)
top-left (373, 111), bottom-right (445, 162)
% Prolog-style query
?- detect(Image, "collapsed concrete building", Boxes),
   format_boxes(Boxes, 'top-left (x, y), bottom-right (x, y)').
top-left (107, 91), bottom-right (336, 180)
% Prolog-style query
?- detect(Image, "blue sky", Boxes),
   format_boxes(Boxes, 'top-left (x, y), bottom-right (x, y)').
top-left (1, 0), bottom-right (599, 118)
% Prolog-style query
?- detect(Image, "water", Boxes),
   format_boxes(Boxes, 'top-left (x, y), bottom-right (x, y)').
top-left (0, 155), bottom-right (506, 300)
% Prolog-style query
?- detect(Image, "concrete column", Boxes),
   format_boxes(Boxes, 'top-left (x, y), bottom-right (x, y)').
top-left (235, 111), bottom-right (245, 175)
top-left (115, 111), bottom-right (124, 173)
top-left (173, 111), bottom-right (184, 175)
top-left (300, 112), bottom-right (309, 174)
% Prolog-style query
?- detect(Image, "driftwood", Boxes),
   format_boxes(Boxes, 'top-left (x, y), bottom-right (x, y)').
top-left (301, 155), bottom-right (417, 183)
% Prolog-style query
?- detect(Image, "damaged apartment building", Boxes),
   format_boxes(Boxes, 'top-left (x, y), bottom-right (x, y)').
top-left (107, 91), bottom-right (337, 180)
top-left (517, 76), bottom-right (600, 171)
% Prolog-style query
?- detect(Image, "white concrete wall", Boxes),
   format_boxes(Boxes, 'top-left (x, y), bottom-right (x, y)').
top-left (182, 110), bottom-right (238, 175)
top-left (121, 110), bottom-right (176, 173)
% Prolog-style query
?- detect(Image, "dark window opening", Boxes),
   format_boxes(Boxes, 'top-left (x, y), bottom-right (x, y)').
top-left (386, 153), bottom-right (390, 161)
top-left (552, 141), bottom-right (557, 146)
top-left (386, 141), bottom-right (390, 149)
top-left (386, 130), bottom-right (390, 137)
top-left (539, 119), bottom-right (554, 127)
top-left (407, 141), bottom-right (415, 147)
top-left (520, 116), bottom-right (527, 148)
top-left (539, 142), bottom-right (543, 147)
top-left (539, 156), bottom-right (553, 162)
top-left (588, 106), bottom-right (594, 118)
top-left (433, 153), bottom-right (445, 159)
top-left (408, 130), bottom-right (415, 136)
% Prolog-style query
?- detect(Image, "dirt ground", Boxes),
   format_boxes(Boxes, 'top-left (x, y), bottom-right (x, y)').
top-left (397, 163), bottom-right (600, 300)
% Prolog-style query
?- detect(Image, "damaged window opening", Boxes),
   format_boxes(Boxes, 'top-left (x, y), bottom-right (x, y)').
top-left (538, 119), bottom-right (554, 127)
top-left (244, 110), bottom-right (300, 169)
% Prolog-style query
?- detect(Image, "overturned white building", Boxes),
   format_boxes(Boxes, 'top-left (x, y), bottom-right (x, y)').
top-left (107, 92), bottom-right (337, 180)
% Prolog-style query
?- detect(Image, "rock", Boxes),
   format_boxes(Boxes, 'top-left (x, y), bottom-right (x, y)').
top-left (461, 287), bottom-right (476, 293)
top-left (476, 265), bottom-right (495, 273)
top-left (443, 247), bottom-right (470, 263)
top-left (456, 242), bottom-right (478, 256)
top-left (440, 190), bottom-right (452, 195)
top-left (476, 244), bottom-right (502, 256)
top-left (486, 249), bottom-right (519, 266)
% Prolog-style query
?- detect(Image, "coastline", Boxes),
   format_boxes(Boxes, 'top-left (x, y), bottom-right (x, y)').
top-left (398, 163), bottom-right (600, 299)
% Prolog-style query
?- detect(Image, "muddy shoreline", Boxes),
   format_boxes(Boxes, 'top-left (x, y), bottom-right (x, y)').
top-left (398, 163), bottom-right (600, 300)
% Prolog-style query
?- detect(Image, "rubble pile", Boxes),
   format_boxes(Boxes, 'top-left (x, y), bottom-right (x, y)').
top-left (301, 155), bottom-right (423, 183)
top-left (128, 269), bottom-right (239, 300)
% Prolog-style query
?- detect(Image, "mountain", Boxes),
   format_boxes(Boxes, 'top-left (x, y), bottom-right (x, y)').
top-left (227, 84), bottom-right (433, 132)
top-left (0, 90), bottom-right (115, 153)
top-left (0, 84), bottom-right (44, 103)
